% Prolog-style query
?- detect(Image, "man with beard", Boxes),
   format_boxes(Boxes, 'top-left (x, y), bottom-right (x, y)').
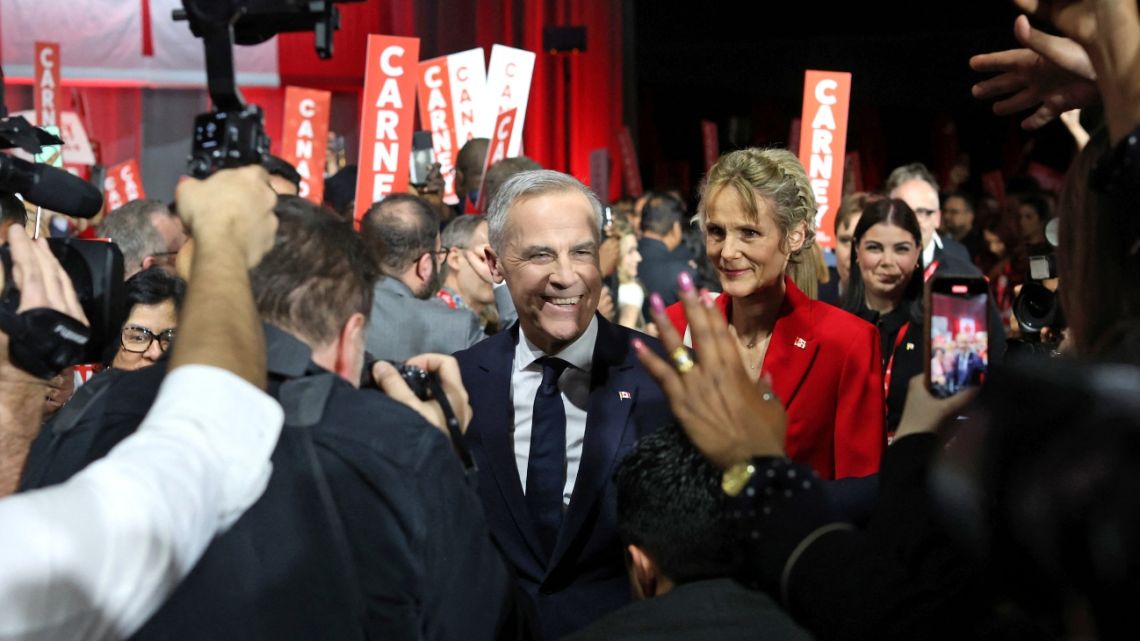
top-left (362, 193), bottom-right (484, 360)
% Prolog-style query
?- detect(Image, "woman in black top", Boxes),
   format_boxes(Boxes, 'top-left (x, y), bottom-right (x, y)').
top-left (841, 199), bottom-right (925, 437)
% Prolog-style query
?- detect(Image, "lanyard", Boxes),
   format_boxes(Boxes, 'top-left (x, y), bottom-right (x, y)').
top-left (923, 259), bottom-right (940, 282)
top-left (883, 320), bottom-right (911, 397)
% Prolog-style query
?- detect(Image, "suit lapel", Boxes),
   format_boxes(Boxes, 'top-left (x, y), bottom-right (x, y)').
top-left (472, 326), bottom-right (548, 565)
top-left (759, 280), bottom-right (819, 406)
top-left (548, 317), bottom-right (636, 571)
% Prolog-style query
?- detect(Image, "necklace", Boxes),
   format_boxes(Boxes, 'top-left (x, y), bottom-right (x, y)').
top-left (737, 332), bottom-right (771, 371)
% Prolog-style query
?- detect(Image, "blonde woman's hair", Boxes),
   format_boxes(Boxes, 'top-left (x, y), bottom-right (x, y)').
top-left (697, 148), bottom-right (818, 296)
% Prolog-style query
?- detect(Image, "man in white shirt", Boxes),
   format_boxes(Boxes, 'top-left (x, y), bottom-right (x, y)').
top-left (885, 163), bottom-right (973, 268)
top-left (454, 169), bottom-right (674, 640)
top-left (0, 165), bottom-right (284, 641)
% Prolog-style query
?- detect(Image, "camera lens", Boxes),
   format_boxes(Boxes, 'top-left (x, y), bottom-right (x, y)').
top-left (1014, 282), bottom-right (1058, 333)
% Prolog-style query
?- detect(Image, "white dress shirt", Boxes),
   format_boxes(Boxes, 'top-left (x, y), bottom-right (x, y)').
top-left (922, 233), bottom-right (944, 268)
top-left (512, 316), bottom-right (598, 508)
top-left (0, 365), bottom-right (284, 641)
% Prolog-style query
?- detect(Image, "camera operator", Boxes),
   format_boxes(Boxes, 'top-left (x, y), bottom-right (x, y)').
top-left (0, 165), bottom-right (284, 640)
top-left (23, 195), bottom-right (520, 641)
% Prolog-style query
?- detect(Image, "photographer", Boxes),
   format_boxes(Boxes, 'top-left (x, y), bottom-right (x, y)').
top-left (0, 165), bottom-right (284, 639)
top-left (26, 196), bottom-right (521, 641)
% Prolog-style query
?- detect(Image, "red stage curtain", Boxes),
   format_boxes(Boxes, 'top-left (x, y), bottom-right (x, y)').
top-left (277, 0), bottom-right (625, 199)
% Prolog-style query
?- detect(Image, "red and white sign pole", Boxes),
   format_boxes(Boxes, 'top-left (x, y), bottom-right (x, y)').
top-left (478, 45), bottom-right (535, 158)
top-left (34, 42), bottom-right (62, 128)
top-left (474, 107), bottom-right (518, 213)
top-left (796, 70), bottom-right (851, 249)
top-left (281, 86), bottom-right (331, 204)
top-left (103, 159), bottom-right (145, 213)
top-left (418, 57), bottom-right (460, 205)
top-left (354, 35), bottom-right (421, 222)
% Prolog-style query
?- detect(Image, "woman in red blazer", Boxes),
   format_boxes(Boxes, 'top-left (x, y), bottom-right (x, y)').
top-left (660, 148), bottom-right (884, 479)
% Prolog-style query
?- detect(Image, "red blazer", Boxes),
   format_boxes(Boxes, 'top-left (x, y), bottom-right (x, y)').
top-left (666, 277), bottom-right (884, 479)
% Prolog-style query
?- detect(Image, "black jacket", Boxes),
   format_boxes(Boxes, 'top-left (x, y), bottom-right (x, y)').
top-left (564, 578), bottom-right (813, 641)
top-left (21, 325), bottom-right (523, 641)
top-left (637, 237), bottom-right (697, 318)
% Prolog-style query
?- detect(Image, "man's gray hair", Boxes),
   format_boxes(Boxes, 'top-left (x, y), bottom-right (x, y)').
top-left (98, 199), bottom-right (171, 271)
top-left (441, 214), bottom-right (485, 250)
top-left (885, 162), bottom-right (939, 195)
top-left (486, 169), bottom-right (603, 254)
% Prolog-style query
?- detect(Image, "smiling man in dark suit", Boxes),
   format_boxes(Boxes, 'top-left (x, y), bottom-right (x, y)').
top-left (455, 170), bottom-right (673, 640)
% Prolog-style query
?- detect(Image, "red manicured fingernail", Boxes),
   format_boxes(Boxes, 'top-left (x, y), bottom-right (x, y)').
top-left (649, 293), bottom-right (665, 314)
top-left (631, 338), bottom-right (646, 353)
top-left (678, 271), bottom-right (694, 293)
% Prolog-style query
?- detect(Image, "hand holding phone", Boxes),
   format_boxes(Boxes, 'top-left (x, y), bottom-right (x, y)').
top-left (925, 275), bottom-right (991, 399)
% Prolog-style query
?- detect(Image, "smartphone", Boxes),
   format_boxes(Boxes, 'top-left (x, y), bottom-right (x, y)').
top-left (925, 275), bottom-right (990, 399)
top-left (409, 131), bottom-right (434, 186)
top-left (601, 205), bottom-right (614, 235)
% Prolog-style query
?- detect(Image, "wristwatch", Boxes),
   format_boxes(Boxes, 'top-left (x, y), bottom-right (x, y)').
top-left (721, 461), bottom-right (757, 497)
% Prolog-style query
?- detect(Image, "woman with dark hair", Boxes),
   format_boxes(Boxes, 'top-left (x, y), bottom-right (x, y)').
top-left (109, 267), bottom-right (186, 370)
top-left (841, 198), bottom-right (924, 437)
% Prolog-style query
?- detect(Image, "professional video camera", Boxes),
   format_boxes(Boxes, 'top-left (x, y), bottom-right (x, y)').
top-left (174, 0), bottom-right (362, 178)
top-left (0, 66), bottom-right (124, 378)
top-left (1008, 251), bottom-right (1064, 360)
top-left (0, 239), bottom-right (124, 378)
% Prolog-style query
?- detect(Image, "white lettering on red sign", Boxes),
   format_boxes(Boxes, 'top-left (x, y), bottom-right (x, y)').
top-left (807, 79), bottom-right (839, 229)
top-left (294, 97), bottom-right (317, 198)
top-left (39, 48), bottom-right (57, 127)
top-left (370, 45), bottom-right (409, 202)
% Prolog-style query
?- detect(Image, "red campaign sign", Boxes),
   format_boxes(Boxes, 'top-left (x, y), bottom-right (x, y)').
top-left (102, 159), bottom-right (145, 213)
top-left (34, 42), bottom-right (62, 128)
top-left (474, 107), bottom-right (518, 213)
top-left (797, 70), bottom-right (852, 249)
top-left (1026, 162), bottom-right (1065, 194)
top-left (418, 56), bottom-right (460, 206)
top-left (354, 35), bottom-right (421, 223)
top-left (281, 86), bottom-right (331, 205)
top-left (617, 127), bottom-right (643, 198)
top-left (701, 120), bottom-right (719, 172)
top-left (980, 170), bottom-right (1006, 209)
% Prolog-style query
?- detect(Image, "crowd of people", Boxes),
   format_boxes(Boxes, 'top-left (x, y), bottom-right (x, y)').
top-left (1, 0), bottom-right (1140, 640)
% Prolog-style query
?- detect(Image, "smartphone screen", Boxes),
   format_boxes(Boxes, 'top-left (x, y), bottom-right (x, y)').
top-left (927, 278), bottom-right (990, 399)
top-left (409, 131), bottom-right (434, 186)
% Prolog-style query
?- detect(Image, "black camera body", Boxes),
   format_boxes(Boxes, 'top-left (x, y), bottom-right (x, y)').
top-left (387, 360), bottom-right (435, 401)
top-left (188, 105), bottom-right (270, 179)
top-left (1012, 253), bottom-right (1064, 349)
top-left (0, 238), bottom-right (124, 374)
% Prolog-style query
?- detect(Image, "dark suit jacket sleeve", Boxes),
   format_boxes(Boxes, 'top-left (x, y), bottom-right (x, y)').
top-left (316, 401), bottom-right (515, 641)
top-left (833, 320), bottom-right (886, 477)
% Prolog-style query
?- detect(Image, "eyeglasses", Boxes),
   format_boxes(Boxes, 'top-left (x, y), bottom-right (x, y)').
top-left (121, 325), bottom-right (176, 354)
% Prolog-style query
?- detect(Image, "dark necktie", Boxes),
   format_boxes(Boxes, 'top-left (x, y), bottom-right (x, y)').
top-left (526, 357), bottom-right (570, 556)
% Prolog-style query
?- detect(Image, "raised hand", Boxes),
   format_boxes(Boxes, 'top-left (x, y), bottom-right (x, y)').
top-left (970, 15), bottom-right (1098, 130)
top-left (634, 275), bottom-right (786, 469)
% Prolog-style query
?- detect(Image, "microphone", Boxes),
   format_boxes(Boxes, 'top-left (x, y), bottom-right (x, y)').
top-left (0, 153), bottom-right (103, 219)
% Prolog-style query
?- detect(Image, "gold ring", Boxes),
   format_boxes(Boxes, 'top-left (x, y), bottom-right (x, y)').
top-left (670, 346), bottom-right (695, 374)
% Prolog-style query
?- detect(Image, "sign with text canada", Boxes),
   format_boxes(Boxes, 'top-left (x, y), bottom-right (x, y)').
top-left (281, 86), bottom-right (331, 204)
